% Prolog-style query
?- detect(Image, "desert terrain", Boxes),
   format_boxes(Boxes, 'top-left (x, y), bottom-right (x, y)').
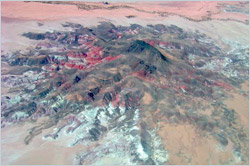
top-left (1, 1), bottom-right (249, 165)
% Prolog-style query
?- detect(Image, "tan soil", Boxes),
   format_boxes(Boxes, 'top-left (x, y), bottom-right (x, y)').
top-left (142, 92), bottom-right (153, 105)
top-left (1, 1), bottom-right (248, 22)
top-left (224, 81), bottom-right (249, 130)
top-left (158, 123), bottom-right (237, 165)
top-left (1, 118), bottom-right (87, 165)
